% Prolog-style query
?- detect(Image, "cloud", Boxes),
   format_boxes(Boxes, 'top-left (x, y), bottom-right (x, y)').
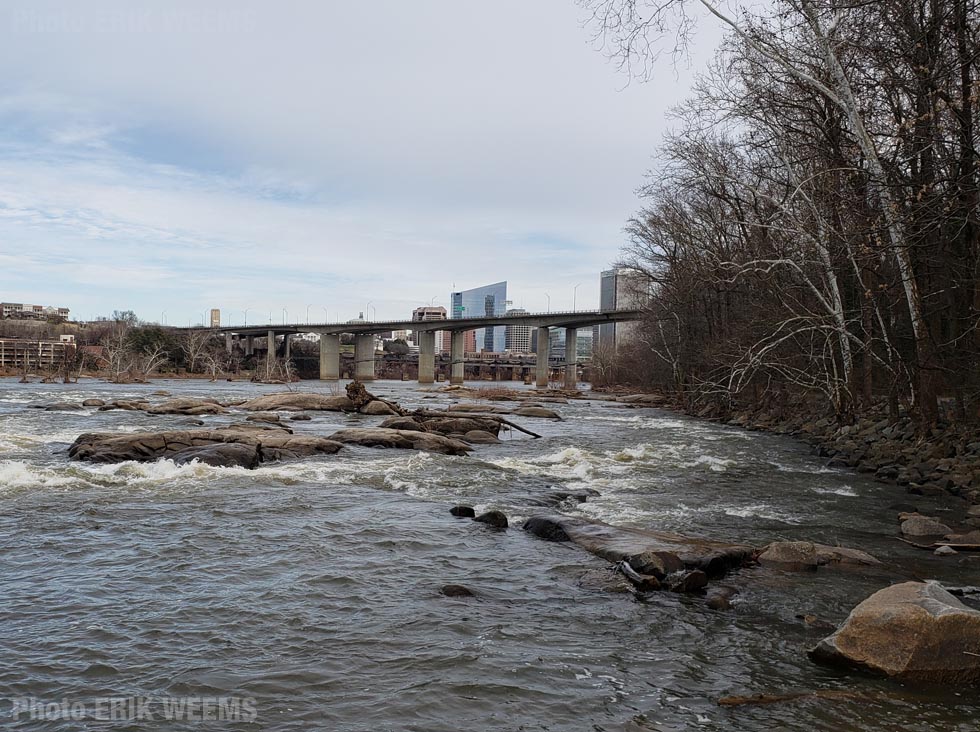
top-left (0, 0), bottom-right (722, 323)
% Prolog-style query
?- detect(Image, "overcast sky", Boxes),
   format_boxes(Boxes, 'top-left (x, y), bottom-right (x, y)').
top-left (0, 1), bottom-right (722, 326)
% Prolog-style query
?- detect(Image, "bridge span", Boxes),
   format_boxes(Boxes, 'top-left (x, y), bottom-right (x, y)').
top-left (198, 309), bottom-right (642, 389)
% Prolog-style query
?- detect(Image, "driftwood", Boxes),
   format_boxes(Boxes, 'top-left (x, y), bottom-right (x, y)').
top-left (345, 381), bottom-right (407, 416)
top-left (411, 409), bottom-right (542, 439)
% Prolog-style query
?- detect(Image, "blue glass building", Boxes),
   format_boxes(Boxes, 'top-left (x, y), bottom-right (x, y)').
top-left (450, 281), bottom-right (507, 352)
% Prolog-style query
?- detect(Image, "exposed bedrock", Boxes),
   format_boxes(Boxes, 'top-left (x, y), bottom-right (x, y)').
top-left (326, 428), bottom-right (471, 455)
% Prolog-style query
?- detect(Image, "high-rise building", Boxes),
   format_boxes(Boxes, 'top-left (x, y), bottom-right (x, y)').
top-left (450, 281), bottom-right (507, 352)
top-left (504, 308), bottom-right (532, 353)
top-left (596, 269), bottom-right (646, 352)
top-left (412, 306), bottom-right (447, 352)
top-left (210, 309), bottom-right (221, 328)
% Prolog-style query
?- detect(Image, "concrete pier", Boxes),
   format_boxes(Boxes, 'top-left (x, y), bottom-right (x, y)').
top-left (267, 330), bottom-right (275, 358)
top-left (417, 331), bottom-right (435, 384)
top-left (319, 334), bottom-right (340, 380)
top-left (225, 333), bottom-right (233, 354)
top-left (563, 327), bottom-right (577, 389)
top-left (535, 326), bottom-right (550, 388)
top-left (354, 334), bottom-right (376, 381)
top-left (284, 333), bottom-right (292, 359)
top-left (450, 331), bottom-right (465, 385)
top-left (245, 336), bottom-right (254, 356)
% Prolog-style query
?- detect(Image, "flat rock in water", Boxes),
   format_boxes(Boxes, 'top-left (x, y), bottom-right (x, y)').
top-left (512, 406), bottom-right (562, 420)
top-left (246, 412), bottom-right (281, 423)
top-left (523, 514), bottom-right (752, 577)
top-left (144, 398), bottom-right (227, 415)
top-left (171, 443), bottom-right (261, 469)
top-left (326, 428), bottom-right (471, 455)
top-left (240, 393), bottom-right (355, 412)
top-left (32, 401), bottom-right (84, 411)
top-left (463, 430), bottom-right (500, 444)
top-left (68, 427), bottom-right (343, 466)
top-left (809, 581), bottom-right (980, 683)
top-left (901, 516), bottom-right (953, 537)
top-left (448, 403), bottom-right (512, 414)
top-left (757, 541), bottom-right (881, 569)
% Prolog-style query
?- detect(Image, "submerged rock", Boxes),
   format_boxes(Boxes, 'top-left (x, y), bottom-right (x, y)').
top-left (523, 514), bottom-right (752, 580)
top-left (473, 510), bottom-right (508, 529)
top-left (512, 406), bottom-right (562, 420)
top-left (757, 541), bottom-right (881, 569)
top-left (31, 401), bottom-right (84, 411)
top-left (440, 584), bottom-right (474, 598)
top-left (240, 393), bottom-right (355, 412)
top-left (450, 505), bottom-right (476, 518)
top-left (327, 428), bottom-right (471, 455)
top-left (462, 430), bottom-right (500, 445)
top-left (809, 581), bottom-right (980, 683)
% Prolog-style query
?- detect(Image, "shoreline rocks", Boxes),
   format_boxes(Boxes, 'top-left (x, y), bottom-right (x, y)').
top-left (809, 581), bottom-right (980, 683)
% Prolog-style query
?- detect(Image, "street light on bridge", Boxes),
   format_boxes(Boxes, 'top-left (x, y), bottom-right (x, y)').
top-left (282, 307), bottom-right (288, 325)
top-left (573, 283), bottom-right (581, 312)
top-left (544, 292), bottom-right (551, 313)
top-left (306, 304), bottom-right (313, 325)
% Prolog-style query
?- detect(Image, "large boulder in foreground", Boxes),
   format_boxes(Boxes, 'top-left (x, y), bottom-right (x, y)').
top-left (757, 541), bottom-right (880, 569)
top-left (522, 514), bottom-right (752, 578)
top-left (68, 427), bottom-right (343, 466)
top-left (809, 581), bottom-right (980, 683)
top-left (240, 392), bottom-right (355, 412)
top-left (327, 428), bottom-right (471, 455)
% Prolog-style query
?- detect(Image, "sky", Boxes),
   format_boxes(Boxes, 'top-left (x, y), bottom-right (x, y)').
top-left (0, 0), bottom-right (722, 327)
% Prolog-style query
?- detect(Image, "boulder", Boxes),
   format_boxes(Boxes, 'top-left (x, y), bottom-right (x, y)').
top-left (82, 399), bottom-right (106, 407)
top-left (418, 416), bottom-right (501, 436)
top-left (757, 541), bottom-right (881, 569)
top-left (450, 505), bottom-right (476, 518)
top-left (901, 516), bottom-right (953, 537)
top-left (290, 414), bottom-right (312, 421)
top-left (378, 416), bottom-right (427, 432)
top-left (523, 514), bottom-right (752, 579)
top-left (934, 545), bottom-right (958, 556)
top-left (32, 401), bottom-right (84, 411)
top-left (512, 406), bottom-right (562, 420)
top-left (809, 581), bottom-right (980, 683)
top-left (462, 430), bottom-right (500, 445)
top-left (171, 443), bottom-right (261, 469)
top-left (326, 428), bottom-right (471, 455)
top-left (360, 400), bottom-right (398, 416)
top-left (68, 427), bottom-right (344, 466)
top-left (240, 393), bottom-right (355, 412)
top-left (440, 584), bottom-right (474, 598)
top-left (473, 510), bottom-right (508, 529)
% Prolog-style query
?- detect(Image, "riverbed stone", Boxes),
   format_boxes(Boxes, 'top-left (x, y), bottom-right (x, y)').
top-left (360, 400), bottom-right (398, 416)
top-left (143, 397), bottom-right (227, 415)
top-left (440, 584), bottom-right (474, 598)
top-left (473, 510), bottom-right (508, 529)
top-left (171, 443), bottom-right (261, 469)
top-left (81, 399), bottom-right (106, 407)
top-left (757, 541), bottom-right (881, 569)
top-left (463, 430), bottom-right (501, 445)
top-left (808, 581), bottom-right (980, 683)
top-left (450, 505), bottom-right (476, 518)
top-left (512, 406), bottom-right (562, 420)
top-left (900, 516), bottom-right (953, 537)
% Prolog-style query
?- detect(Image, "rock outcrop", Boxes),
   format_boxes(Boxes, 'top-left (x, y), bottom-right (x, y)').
top-left (326, 428), bottom-right (471, 455)
top-left (900, 515), bottom-right (954, 537)
top-left (68, 427), bottom-right (344, 466)
top-left (809, 581), bottom-right (980, 683)
top-left (143, 397), bottom-right (227, 415)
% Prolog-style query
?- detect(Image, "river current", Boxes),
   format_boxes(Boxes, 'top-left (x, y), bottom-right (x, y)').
top-left (1, 377), bottom-right (977, 731)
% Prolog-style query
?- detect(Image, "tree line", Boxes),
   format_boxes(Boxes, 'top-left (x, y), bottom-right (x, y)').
top-left (589, 0), bottom-right (979, 425)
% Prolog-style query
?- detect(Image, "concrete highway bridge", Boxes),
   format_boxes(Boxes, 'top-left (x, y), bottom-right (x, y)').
top-left (201, 309), bottom-right (642, 388)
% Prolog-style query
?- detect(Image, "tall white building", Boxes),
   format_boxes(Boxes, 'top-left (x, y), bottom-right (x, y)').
top-left (504, 308), bottom-right (532, 353)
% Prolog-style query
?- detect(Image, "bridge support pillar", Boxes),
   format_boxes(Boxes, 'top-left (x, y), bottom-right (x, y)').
top-left (319, 334), bottom-right (339, 380)
top-left (354, 334), bottom-right (376, 381)
top-left (563, 327), bottom-right (577, 389)
top-left (535, 326), bottom-right (550, 388)
top-left (450, 331), bottom-right (465, 385)
top-left (418, 331), bottom-right (435, 384)
top-left (284, 333), bottom-right (292, 359)
top-left (225, 333), bottom-right (233, 354)
top-left (267, 330), bottom-right (275, 357)
top-left (245, 336), bottom-right (253, 356)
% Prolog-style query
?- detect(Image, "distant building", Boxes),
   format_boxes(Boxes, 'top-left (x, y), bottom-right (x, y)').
top-left (504, 308), bottom-right (532, 353)
top-left (450, 281), bottom-right (507, 352)
top-left (1, 302), bottom-right (70, 320)
top-left (0, 338), bottom-right (76, 369)
top-left (596, 269), bottom-right (647, 352)
top-left (209, 309), bottom-right (221, 328)
top-left (411, 306), bottom-right (446, 352)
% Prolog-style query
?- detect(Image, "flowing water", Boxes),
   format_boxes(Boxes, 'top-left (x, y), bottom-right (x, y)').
top-left (1, 377), bottom-right (978, 731)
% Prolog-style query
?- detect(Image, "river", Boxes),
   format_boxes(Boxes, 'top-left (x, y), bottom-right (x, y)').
top-left (1, 377), bottom-right (977, 731)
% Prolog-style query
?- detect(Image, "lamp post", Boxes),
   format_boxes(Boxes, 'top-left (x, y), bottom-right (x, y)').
top-left (572, 283), bottom-right (581, 312)
top-left (201, 311), bottom-right (207, 328)
top-left (161, 310), bottom-right (167, 325)
top-left (544, 292), bottom-right (551, 313)
top-left (366, 301), bottom-right (373, 321)
top-left (243, 308), bottom-right (250, 327)
top-left (322, 306), bottom-right (329, 323)
top-left (306, 304), bottom-right (313, 325)
top-left (282, 307), bottom-right (288, 325)
top-left (369, 304), bottom-right (377, 321)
